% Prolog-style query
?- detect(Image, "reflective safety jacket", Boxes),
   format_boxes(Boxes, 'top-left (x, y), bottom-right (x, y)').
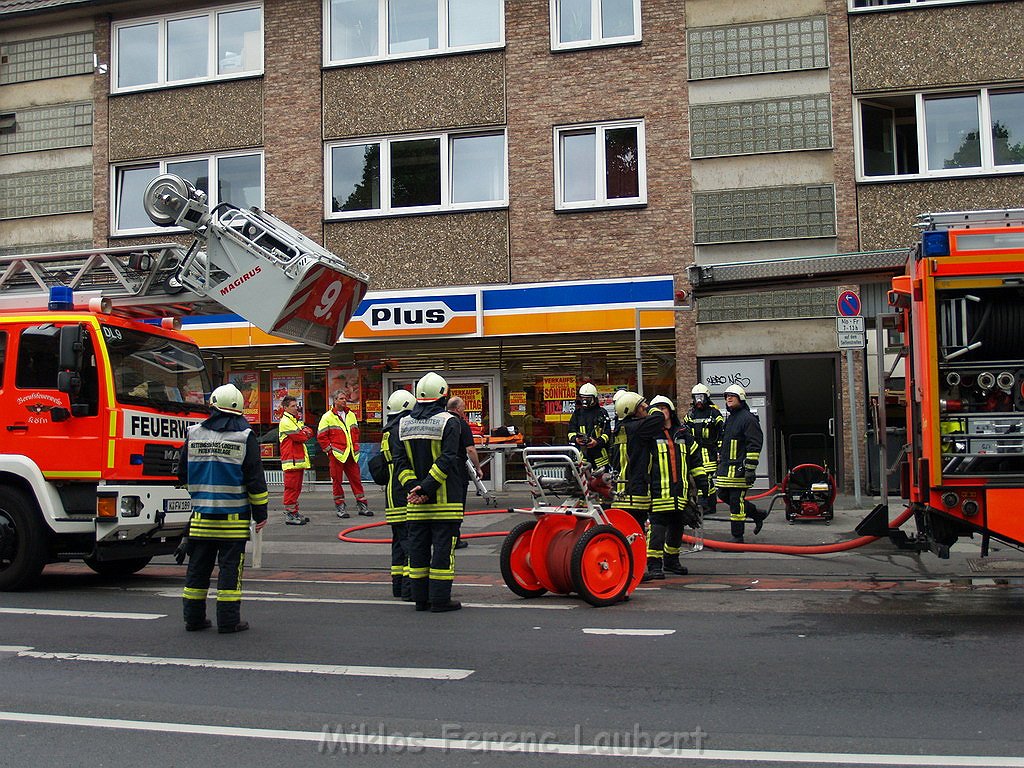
top-left (177, 412), bottom-right (269, 540)
top-left (650, 425), bottom-right (708, 513)
top-left (567, 403), bottom-right (611, 469)
top-left (683, 402), bottom-right (725, 472)
top-left (394, 400), bottom-right (465, 522)
top-left (716, 403), bottom-right (763, 489)
top-left (317, 407), bottom-right (360, 463)
top-left (279, 411), bottom-right (313, 471)
top-left (381, 411), bottom-right (409, 524)
top-left (616, 413), bottom-right (664, 511)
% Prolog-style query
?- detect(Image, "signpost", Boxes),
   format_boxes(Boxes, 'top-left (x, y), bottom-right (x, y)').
top-left (836, 290), bottom-right (863, 506)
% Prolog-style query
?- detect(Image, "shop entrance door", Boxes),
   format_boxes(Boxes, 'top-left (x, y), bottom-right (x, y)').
top-left (768, 356), bottom-right (840, 482)
top-left (383, 370), bottom-right (504, 490)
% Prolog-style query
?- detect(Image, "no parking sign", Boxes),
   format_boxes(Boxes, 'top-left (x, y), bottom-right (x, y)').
top-left (837, 290), bottom-right (861, 317)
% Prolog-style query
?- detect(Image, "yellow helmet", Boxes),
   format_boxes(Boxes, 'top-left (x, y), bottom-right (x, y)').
top-left (578, 383), bottom-right (598, 398)
top-left (691, 383), bottom-right (711, 397)
top-left (724, 384), bottom-right (747, 401)
top-left (415, 371), bottom-right (449, 402)
top-left (386, 389), bottom-right (414, 415)
top-left (210, 383), bottom-right (244, 414)
top-left (649, 394), bottom-right (675, 412)
top-left (615, 391), bottom-right (645, 420)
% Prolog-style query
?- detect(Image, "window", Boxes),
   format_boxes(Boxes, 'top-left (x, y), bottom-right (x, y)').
top-left (326, 0), bottom-right (503, 65)
top-left (0, 332), bottom-right (7, 387)
top-left (112, 151), bottom-right (263, 235)
top-left (550, 0), bottom-right (640, 51)
top-left (326, 130), bottom-right (507, 217)
top-left (554, 120), bottom-right (645, 210)
top-left (856, 87), bottom-right (1024, 180)
top-left (851, 0), bottom-right (987, 10)
top-left (112, 4), bottom-right (263, 92)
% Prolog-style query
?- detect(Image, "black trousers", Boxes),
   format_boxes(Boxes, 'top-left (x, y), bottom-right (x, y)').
top-left (182, 538), bottom-right (246, 628)
top-left (390, 521), bottom-right (411, 598)
top-left (407, 519), bottom-right (461, 605)
top-left (647, 509), bottom-right (684, 560)
top-left (718, 488), bottom-right (758, 539)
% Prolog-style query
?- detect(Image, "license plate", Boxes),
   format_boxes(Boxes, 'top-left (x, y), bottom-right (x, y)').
top-left (164, 499), bottom-right (191, 513)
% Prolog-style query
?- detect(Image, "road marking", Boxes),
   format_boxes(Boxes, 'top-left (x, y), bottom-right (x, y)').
top-left (582, 628), bottom-right (676, 636)
top-left (245, 578), bottom-right (492, 588)
top-left (0, 646), bottom-right (472, 680)
top-left (156, 592), bottom-right (575, 610)
top-left (0, 607), bottom-right (164, 620)
top-left (0, 711), bottom-right (1021, 765)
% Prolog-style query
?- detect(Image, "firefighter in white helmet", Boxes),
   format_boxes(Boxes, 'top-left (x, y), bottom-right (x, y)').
top-left (683, 383), bottom-right (724, 517)
top-left (567, 382), bottom-right (611, 470)
top-left (645, 395), bottom-right (708, 579)
top-left (613, 391), bottom-right (663, 528)
top-left (381, 389), bottom-right (415, 600)
top-left (392, 372), bottom-right (465, 612)
top-left (177, 383), bottom-right (268, 633)
top-left (716, 384), bottom-right (767, 543)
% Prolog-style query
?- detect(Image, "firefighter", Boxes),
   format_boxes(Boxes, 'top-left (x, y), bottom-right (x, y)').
top-left (178, 384), bottom-right (268, 633)
top-left (614, 391), bottom-right (664, 528)
top-left (567, 382), bottom-right (612, 470)
top-left (716, 384), bottom-right (767, 543)
top-left (683, 383), bottom-right (724, 517)
top-left (645, 395), bottom-right (708, 579)
top-left (382, 389), bottom-right (415, 600)
top-left (393, 372), bottom-right (465, 613)
top-left (278, 395), bottom-right (313, 525)
top-left (317, 390), bottom-right (371, 518)
top-left (608, 388), bottom-right (629, 495)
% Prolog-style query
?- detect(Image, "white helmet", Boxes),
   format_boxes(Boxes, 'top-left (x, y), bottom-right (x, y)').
top-left (615, 391), bottom-right (645, 420)
top-left (578, 382), bottom-right (598, 398)
top-left (724, 384), bottom-right (747, 401)
top-left (612, 389), bottom-right (627, 402)
top-left (387, 389), bottom-right (414, 415)
top-left (649, 395), bottom-right (675, 412)
top-left (415, 371), bottom-right (449, 402)
top-left (691, 383), bottom-right (710, 397)
top-left (210, 383), bottom-right (244, 414)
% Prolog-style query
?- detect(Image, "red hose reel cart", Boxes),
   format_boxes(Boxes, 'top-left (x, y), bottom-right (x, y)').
top-left (499, 447), bottom-right (646, 607)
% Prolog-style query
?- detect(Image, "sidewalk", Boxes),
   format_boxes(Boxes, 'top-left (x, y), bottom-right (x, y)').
top-left (251, 482), bottom-right (1024, 581)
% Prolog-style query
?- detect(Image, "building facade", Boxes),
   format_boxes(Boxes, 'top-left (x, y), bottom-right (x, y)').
top-left (2, 0), bottom-right (1021, 489)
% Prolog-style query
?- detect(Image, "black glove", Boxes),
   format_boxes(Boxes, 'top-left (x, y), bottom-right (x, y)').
top-left (174, 536), bottom-right (189, 565)
top-left (696, 475), bottom-right (709, 497)
top-left (745, 469), bottom-right (757, 487)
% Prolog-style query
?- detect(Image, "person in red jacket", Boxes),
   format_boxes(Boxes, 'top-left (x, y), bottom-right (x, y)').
top-left (278, 396), bottom-right (313, 525)
top-left (317, 390), bottom-right (370, 517)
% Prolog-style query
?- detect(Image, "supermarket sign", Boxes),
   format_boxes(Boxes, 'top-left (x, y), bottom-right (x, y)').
top-left (344, 293), bottom-right (479, 338)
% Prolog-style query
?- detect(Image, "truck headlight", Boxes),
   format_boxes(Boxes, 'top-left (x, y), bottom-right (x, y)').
top-left (120, 496), bottom-right (143, 518)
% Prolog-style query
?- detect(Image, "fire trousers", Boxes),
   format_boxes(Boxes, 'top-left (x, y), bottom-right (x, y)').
top-left (182, 538), bottom-right (246, 629)
top-left (329, 455), bottom-right (366, 505)
top-left (407, 519), bottom-right (460, 605)
top-left (282, 468), bottom-right (304, 513)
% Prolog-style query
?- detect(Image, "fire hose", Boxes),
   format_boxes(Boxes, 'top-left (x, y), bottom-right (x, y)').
top-left (338, 497), bottom-right (915, 556)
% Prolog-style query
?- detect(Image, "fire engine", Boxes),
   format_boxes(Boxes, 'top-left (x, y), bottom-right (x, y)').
top-left (0, 175), bottom-right (368, 589)
top-left (875, 209), bottom-right (1024, 558)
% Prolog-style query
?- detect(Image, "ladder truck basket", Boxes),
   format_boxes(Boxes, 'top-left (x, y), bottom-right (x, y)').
top-left (144, 174), bottom-right (369, 349)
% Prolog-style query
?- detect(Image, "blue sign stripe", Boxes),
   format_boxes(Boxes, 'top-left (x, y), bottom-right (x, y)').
top-left (355, 294), bottom-right (477, 314)
top-left (482, 278), bottom-right (672, 311)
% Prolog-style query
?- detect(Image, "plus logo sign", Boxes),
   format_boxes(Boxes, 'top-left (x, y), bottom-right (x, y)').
top-left (837, 290), bottom-right (861, 317)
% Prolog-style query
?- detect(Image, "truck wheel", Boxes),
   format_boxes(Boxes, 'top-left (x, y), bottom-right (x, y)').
top-left (0, 488), bottom-right (48, 591)
top-left (84, 557), bottom-right (152, 578)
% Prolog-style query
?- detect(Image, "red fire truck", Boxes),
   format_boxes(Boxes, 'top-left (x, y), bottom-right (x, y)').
top-left (878, 209), bottom-right (1024, 557)
top-left (0, 175), bottom-right (367, 589)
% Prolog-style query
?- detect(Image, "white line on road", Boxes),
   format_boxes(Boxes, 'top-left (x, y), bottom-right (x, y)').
top-left (156, 592), bottom-right (575, 609)
top-left (245, 578), bottom-right (492, 588)
top-left (0, 646), bottom-right (472, 680)
top-left (582, 628), bottom-right (676, 636)
top-left (0, 711), bottom-right (1021, 765)
top-left (0, 607), bottom-right (165, 620)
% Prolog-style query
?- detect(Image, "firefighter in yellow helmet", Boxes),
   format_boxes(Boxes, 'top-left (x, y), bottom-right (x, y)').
top-left (392, 372), bottom-right (465, 612)
top-left (567, 382), bottom-right (611, 470)
top-left (716, 384), bottom-right (767, 543)
top-left (382, 389), bottom-right (415, 599)
top-left (683, 383), bottom-right (724, 517)
top-left (614, 391), bottom-right (663, 528)
top-left (645, 395), bottom-right (708, 579)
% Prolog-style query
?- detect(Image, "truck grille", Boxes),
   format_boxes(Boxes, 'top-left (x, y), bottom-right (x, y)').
top-left (142, 443), bottom-right (181, 477)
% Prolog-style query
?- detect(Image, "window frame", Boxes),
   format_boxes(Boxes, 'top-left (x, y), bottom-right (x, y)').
top-left (549, 0), bottom-right (642, 52)
top-left (322, 0), bottom-right (505, 68)
top-left (324, 128), bottom-right (509, 219)
top-left (553, 118), bottom-right (647, 212)
top-left (854, 86), bottom-right (1024, 182)
top-left (849, 0), bottom-right (990, 11)
top-left (110, 150), bottom-right (265, 236)
top-left (111, 2), bottom-right (264, 94)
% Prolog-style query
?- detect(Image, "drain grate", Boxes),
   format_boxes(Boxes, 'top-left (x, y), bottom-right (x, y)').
top-left (966, 558), bottom-right (1024, 574)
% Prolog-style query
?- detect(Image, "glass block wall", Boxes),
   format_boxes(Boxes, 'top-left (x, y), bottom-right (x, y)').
top-left (0, 32), bottom-right (94, 84)
top-left (691, 95), bottom-right (832, 158)
top-left (693, 184), bottom-right (836, 244)
top-left (687, 17), bottom-right (828, 80)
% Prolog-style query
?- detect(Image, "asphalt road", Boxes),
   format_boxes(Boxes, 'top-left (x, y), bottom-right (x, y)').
top-left (3, 488), bottom-right (1024, 767)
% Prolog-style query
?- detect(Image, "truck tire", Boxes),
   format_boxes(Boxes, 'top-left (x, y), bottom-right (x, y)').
top-left (0, 488), bottom-right (48, 591)
top-left (84, 556), bottom-right (152, 578)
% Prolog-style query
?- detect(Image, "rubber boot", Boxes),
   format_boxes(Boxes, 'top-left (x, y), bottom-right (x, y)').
top-left (663, 554), bottom-right (688, 575)
top-left (730, 519), bottom-right (745, 544)
top-left (392, 575), bottom-right (404, 599)
top-left (642, 556), bottom-right (665, 581)
top-left (749, 505), bottom-right (768, 535)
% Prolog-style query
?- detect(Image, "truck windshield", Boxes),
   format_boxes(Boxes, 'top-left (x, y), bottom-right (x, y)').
top-left (101, 324), bottom-right (211, 414)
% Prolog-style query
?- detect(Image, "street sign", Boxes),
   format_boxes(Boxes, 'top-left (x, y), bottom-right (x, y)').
top-left (837, 316), bottom-right (865, 333)
top-left (837, 290), bottom-right (862, 317)
top-left (838, 331), bottom-right (866, 348)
